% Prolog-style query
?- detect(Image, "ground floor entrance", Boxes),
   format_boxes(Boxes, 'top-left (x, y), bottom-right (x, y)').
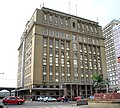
top-left (17, 83), bottom-right (93, 100)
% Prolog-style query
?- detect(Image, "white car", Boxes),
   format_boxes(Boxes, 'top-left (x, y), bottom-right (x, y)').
top-left (44, 97), bottom-right (57, 102)
top-left (37, 96), bottom-right (44, 101)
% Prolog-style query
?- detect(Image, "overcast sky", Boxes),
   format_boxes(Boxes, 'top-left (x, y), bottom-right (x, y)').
top-left (0, 0), bottom-right (120, 88)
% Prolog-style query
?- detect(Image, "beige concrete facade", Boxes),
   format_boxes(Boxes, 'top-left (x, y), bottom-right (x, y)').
top-left (17, 7), bottom-right (107, 99)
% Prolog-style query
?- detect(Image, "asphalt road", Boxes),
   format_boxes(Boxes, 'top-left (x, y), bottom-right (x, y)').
top-left (0, 100), bottom-right (85, 108)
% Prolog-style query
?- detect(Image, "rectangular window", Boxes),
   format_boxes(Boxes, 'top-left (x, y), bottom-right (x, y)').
top-left (67, 76), bottom-right (70, 82)
top-left (43, 38), bottom-right (47, 46)
top-left (60, 31), bottom-right (64, 38)
top-left (67, 67), bottom-right (70, 74)
top-left (49, 57), bottom-right (53, 63)
top-left (61, 67), bottom-right (64, 73)
top-left (61, 41), bottom-right (64, 47)
top-left (82, 23), bottom-right (85, 32)
top-left (88, 38), bottom-right (91, 43)
top-left (73, 34), bottom-right (77, 42)
top-left (74, 52), bottom-right (77, 59)
top-left (84, 38), bottom-right (86, 43)
top-left (60, 18), bottom-right (63, 25)
top-left (43, 28), bottom-right (48, 35)
top-left (79, 36), bottom-right (82, 42)
top-left (43, 65), bottom-right (46, 72)
top-left (43, 47), bottom-right (47, 53)
top-left (73, 43), bottom-right (77, 49)
top-left (49, 38), bottom-right (53, 46)
top-left (86, 24), bottom-right (89, 32)
top-left (66, 42), bottom-right (70, 48)
top-left (43, 75), bottom-right (46, 81)
top-left (55, 30), bottom-right (59, 37)
top-left (55, 66), bottom-right (59, 73)
top-left (66, 33), bottom-right (70, 39)
top-left (55, 40), bottom-right (59, 48)
top-left (49, 66), bottom-right (52, 73)
top-left (92, 39), bottom-right (95, 44)
top-left (49, 29), bottom-right (53, 36)
top-left (44, 14), bottom-right (47, 21)
top-left (49, 75), bottom-right (52, 82)
top-left (65, 19), bottom-right (68, 26)
top-left (78, 23), bottom-right (80, 31)
top-left (79, 44), bottom-right (82, 52)
top-left (95, 27), bottom-right (97, 33)
top-left (91, 26), bottom-right (93, 32)
top-left (55, 50), bottom-right (59, 57)
top-left (55, 17), bottom-right (58, 25)
top-left (49, 48), bottom-right (53, 55)
top-left (49, 15), bottom-right (52, 23)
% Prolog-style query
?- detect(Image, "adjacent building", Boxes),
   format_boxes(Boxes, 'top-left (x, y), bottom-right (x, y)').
top-left (103, 19), bottom-right (120, 91)
top-left (17, 7), bottom-right (107, 99)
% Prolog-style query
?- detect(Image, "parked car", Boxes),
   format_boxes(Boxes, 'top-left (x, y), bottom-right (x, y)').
top-left (2, 96), bottom-right (25, 105)
top-left (56, 97), bottom-right (63, 102)
top-left (37, 96), bottom-right (45, 101)
top-left (72, 96), bottom-right (82, 101)
top-left (89, 95), bottom-right (94, 99)
top-left (44, 96), bottom-right (57, 102)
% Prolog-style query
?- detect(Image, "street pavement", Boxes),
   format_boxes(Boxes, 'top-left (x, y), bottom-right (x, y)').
top-left (0, 100), bottom-right (89, 108)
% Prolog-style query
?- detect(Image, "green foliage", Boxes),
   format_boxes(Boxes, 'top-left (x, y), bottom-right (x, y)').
top-left (92, 74), bottom-right (109, 93)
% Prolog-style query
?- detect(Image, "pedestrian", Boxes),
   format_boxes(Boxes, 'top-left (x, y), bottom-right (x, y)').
top-left (30, 96), bottom-right (33, 102)
top-left (65, 95), bottom-right (69, 102)
top-left (62, 95), bottom-right (65, 102)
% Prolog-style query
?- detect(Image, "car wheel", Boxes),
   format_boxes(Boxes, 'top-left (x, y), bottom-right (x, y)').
top-left (4, 102), bottom-right (7, 105)
top-left (18, 102), bottom-right (22, 105)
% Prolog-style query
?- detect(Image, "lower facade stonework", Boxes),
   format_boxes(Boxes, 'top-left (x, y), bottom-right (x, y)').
top-left (17, 84), bottom-right (93, 100)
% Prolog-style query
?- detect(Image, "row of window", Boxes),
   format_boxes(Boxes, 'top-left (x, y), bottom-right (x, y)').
top-left (43, 28), bottom-right (100, 45)
top-left (43, 13), bottom-right (98, 34)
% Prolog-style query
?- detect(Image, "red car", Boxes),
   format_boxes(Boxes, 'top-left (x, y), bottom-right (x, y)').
top-left (72, 96), bottom-right (82, 101)
top-left (57, 97), bottom-right (63, 102)
top-left (2, 96), bottom-right (25, 105)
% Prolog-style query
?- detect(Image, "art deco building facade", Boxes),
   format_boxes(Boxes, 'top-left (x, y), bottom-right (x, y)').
top-left (17, 7), bottom-right (107, 99)
top-left (103, 19), bottom-right (120, 91)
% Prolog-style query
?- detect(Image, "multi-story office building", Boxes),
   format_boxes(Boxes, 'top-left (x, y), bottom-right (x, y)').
top-left (17, 7), bottom-right (107, 99)
top-left (103, 19), bottom-right (120, 91)
top-left (113, 23), bottom-right (120, 90)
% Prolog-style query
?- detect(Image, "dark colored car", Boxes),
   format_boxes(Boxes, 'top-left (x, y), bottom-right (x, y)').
top-left (2, 96), bottom-right (25, 105)
top-left (72, 96), bottom-right (82, 101)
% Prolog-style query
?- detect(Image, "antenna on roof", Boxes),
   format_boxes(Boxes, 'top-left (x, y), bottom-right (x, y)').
top-left (97, 17), bottom-right (98, 22)
top-left (40, 4), bottom-right (42, 9)
top-left (76, 4), bottom-right (77, 16)
top-left (69, 2), bottom-right (70, 14)
top-left (43, 3), bottom-right (44, 7)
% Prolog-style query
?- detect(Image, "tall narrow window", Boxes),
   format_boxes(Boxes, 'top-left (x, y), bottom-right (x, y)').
top-left (66, 33), bottom-right (70, 39)
top-left (49, 29), bottom-right (53, 36)
top-left (65, 19), bottom-right (68, 26)
top-left (55, 40), bottom-right (59, 48)
top-left (49, 15), bottom-right (52, 23)
top-left (44, 14), bottom-right (47, 22)
top-left (43, 38), bottom-right (47, 46)
top-left (55, 17), bottom-right (58, 25)
top-left (49, 38), bottom-right (53, 47)
top-left (43, 28), bottom-right (48, 35)
top-left (78, 22), bottom-right (80, 31)
top-left (55, 30), bottom-right (59, 37)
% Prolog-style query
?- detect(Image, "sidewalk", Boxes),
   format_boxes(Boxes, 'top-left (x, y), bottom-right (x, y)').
top-left (38, 105), bottom-right (89, 108)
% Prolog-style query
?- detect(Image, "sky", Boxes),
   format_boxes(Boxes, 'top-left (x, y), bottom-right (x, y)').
top-left (0, 0), bottom-right (120, 88)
